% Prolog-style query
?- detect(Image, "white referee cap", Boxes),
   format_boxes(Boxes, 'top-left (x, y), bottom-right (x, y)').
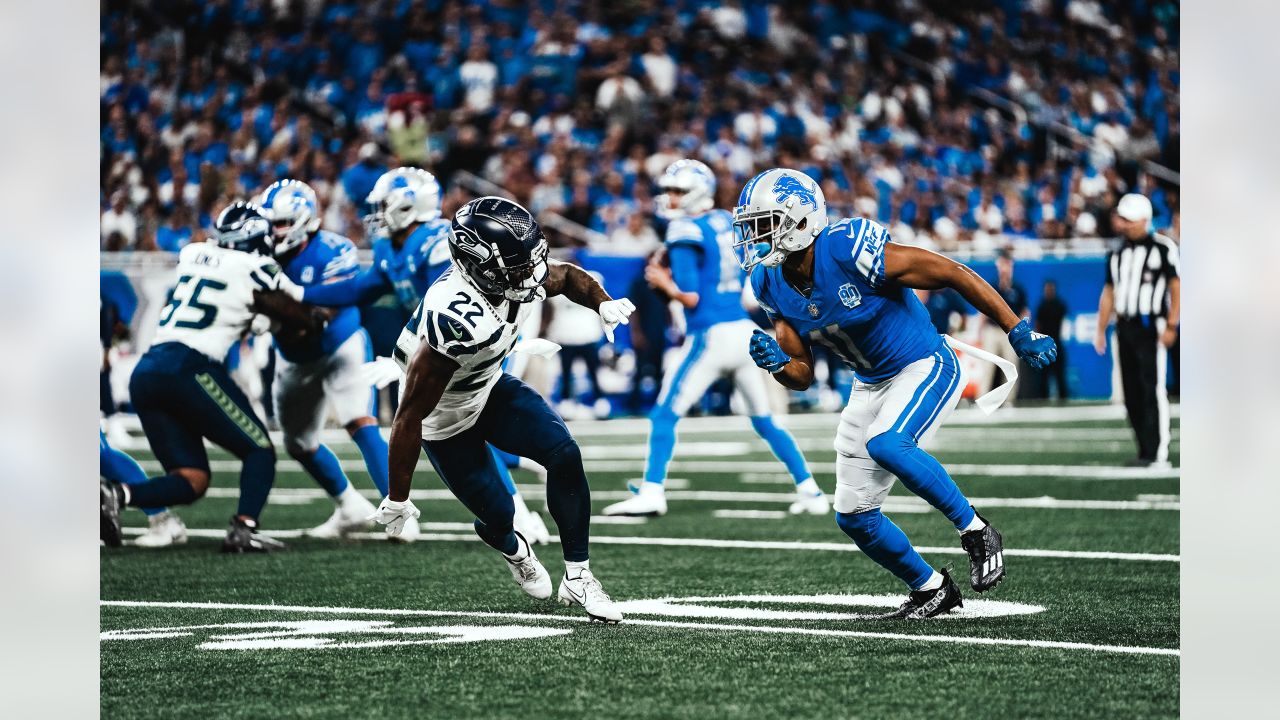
top-left (1116, 193), bottom-right (1153, 222)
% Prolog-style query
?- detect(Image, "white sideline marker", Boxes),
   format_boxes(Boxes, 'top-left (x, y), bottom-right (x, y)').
top-left (100, 599), bottom-right (1180, 657)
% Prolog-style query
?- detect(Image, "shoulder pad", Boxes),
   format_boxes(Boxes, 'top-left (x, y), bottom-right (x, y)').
top-left (665, 218), bottom-right (702, 246)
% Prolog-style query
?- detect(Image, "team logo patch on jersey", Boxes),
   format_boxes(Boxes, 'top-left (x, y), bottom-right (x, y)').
top-left (838, 283), bottom-right (862, 308)
top-left (807, 302), bottom-right (820, 318)
top-left (437, 313), bottom-right (474, 343)
top-left (772, 176), bottom-right (818, 210)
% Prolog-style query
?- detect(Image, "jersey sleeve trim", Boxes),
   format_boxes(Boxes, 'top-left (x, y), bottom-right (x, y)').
top-left (847, 218), bottom-right (889, 289)
top-left (664, 219), bottom-right (702, 247)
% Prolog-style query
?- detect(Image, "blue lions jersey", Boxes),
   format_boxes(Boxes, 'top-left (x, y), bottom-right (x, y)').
top-left (302, 218), bottom-right (452, 314)
top-left (666, 209), bottom-right (748, 331)
top-left (277, 230), bottom-right (362, 363)
top-left (749, 217), bottom-right (942, 384)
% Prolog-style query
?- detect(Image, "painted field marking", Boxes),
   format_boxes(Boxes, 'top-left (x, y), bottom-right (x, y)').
top-left (100, 599), bottom-right (1179, 657)
top-left (712, 509), bottom-right (788, 520)
top-left (118, 527), bottom-right (1178, 563)
top-left (102, 620), bottom-right (571, 650)
top-left (614, 593), bottom-right (1044, 621)
top-left (197, 486), bottom-right (1177, 511)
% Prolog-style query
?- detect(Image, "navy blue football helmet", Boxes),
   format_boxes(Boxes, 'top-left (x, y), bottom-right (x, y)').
top-left (448, 196), bottom-right (549, 302)
top-left (213, 202), bottom-right (274, 256)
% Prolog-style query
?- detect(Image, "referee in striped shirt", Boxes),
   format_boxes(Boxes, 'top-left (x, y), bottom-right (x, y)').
top-left (1093, 193), bottom-right (1180, 467)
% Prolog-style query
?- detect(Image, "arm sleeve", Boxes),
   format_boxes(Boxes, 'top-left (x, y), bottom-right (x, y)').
top-left (301, 265), bottom-right (389, 306)
top-left (668, 244), bottom-right (701, 294)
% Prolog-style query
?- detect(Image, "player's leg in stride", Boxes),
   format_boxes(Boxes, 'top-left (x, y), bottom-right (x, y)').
top-left (493, 447), bottom-right (551, 545)
top-left (100, 430), bottom-right (187, 547)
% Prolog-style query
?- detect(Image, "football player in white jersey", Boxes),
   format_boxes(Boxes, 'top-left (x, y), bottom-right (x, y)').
top-left (100, 202), bottom-right (324, 552)
top-left (370, 197), bottom-right (634, 623)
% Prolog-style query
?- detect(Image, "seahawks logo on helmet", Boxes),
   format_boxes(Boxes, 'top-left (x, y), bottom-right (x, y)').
top-left (772, 175), bottom-right (818, 210)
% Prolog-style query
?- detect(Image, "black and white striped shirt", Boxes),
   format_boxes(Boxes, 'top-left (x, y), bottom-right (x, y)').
top-left (1105, 232), bottom-right (1179, 320)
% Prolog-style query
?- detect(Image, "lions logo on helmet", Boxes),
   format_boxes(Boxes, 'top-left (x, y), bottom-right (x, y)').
top-left (656, 159), bottom-right (716, 219)
top-left (448, 197), bottom-right (549, 303)
top-left (364, 167), bottom-right (442, 239)
top-left (732, 168), bottom-right (827, 272)
top-left (257, 179), bottom-right (321, 257)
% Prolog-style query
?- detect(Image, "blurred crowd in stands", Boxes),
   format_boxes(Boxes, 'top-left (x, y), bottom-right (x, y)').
top-left (100, 0), bottom-right (1179, 256)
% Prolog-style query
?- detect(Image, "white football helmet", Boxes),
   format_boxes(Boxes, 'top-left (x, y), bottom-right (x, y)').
top-left (732, 168), bottom-right (827, 272)
top-left (655, 159), bottom-right (716, 219)
top-left (364, 167), bottom-right (441, 238)
top-left (257, 179), bottom-right (321, 256)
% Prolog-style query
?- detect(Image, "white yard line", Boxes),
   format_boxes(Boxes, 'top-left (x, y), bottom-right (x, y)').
top-left (146, 458), bottom-right (1179, 480)
top-left (712, 509), bottom-right (788, 520)
top-left (119, 526), bottom-right (1178, 563)
top-left (99, 599), bottom-right (1179, 657)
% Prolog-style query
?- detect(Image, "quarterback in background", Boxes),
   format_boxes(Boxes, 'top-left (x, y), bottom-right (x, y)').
top-left (603, 160), bottom-right (822, 518)
top-left (735, 169), bottom-right (1058, 618)
top-left (372, 197), bottom-right (635, 623)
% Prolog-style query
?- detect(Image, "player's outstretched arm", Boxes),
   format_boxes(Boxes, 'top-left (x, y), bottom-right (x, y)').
top-left (883, 244), bottom-right (1021, 332)
top-left (251, 289), bottom-right (326, 335)
top-left (297, 266), bottom-right (389, 307)
top-left (884, 244), bottom-right (1057, 368)
top-left (544, 260), bottom-right (636, 341)
top-left (751, 318), bottom-right (815, 391)
top-left (386, 343), bottom-right (459, 502)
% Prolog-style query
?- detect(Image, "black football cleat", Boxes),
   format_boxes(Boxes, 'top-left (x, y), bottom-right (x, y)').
top-left (960, 509), bottom-right (1005, 592)
top-left (100, 478), bottom-right (125, 548)
top-left (878, 568), bottom-right (964, 620)
top-left (221, 516), bottom-right (287, 554)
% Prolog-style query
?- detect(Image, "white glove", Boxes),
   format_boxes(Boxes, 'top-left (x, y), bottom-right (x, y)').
top-left (370, 497), bottom-right (421, 537)
top-left (279, 277), bottom-right (305, 302)
top-left (598, 298), bottom-right (636, 343)
top-left (249, 314), bottom-right (274, 336)
top-left (360, 356), bottom-right (405, 389)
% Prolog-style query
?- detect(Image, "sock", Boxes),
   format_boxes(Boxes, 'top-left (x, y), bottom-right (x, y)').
top-left (960, 511), bottom-right (986, 534)
top-left (127, 473), bottom-right (200, 509)
top-left (835, 509), bottom-right (934, 590)
top-left (492, 447), bottom-right (522, 469)
top-left (101, 438), bottom-right (164, 517)
top-left (643, 405), bottom-right (679, 485)
top-left (918, 571), bottom-right (945, 592)
top-left (352, 425), bottom-right (390, 497)
top-left (543, 441), bottom-right (591, 562)
top-left (866, 431), bottom-right (976, 530)
top-left (502, 532), bottom-right (530, 561)
top-left (749, 415), bottom-right (812, 484)
top-left (297, 444), bottom-right (349, 498)
top-left (565, 559), bottom-right (590, 578)
top-left (492, 447), bottom-right (518, 496)
top-left (236, 447), bottom-right (276, 520)
top-left (794, 477), bottom-right (822, 497)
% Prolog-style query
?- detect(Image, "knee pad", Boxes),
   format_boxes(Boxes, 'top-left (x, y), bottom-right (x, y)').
top-left (865, 431), bottom-right (915, 473)
top-left (833, 452), bottom-right (894, 514)
top-left (835, 508), bottom-right (883, 544)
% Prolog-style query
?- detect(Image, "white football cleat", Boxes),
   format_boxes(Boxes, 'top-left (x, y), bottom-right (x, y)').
top-left (601, 481), bottom-right (667, 516)
top-left (389, 514), bottom-right (421, 543)
top-left (133, 511), bottom-right (188, 548)
top-left (503, 531), bottom-right (552, 600)
top-left (307, 488), bottom-right (377, 538)
top-left (513, 492), bottom-right (551, 545)
top-left (558, 568), bottom-right (623, 623)
top-left (788, 478), bottom-right (830, 515)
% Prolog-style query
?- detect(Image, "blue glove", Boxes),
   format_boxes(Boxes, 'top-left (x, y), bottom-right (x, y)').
top-left (1008, 318), bottom-right (1058, 370)
top-left (749, 329), bottom-right (791, 373)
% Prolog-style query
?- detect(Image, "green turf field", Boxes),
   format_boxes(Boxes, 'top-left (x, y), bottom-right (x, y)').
top-left (101, 405), bottom-right (1179, 719)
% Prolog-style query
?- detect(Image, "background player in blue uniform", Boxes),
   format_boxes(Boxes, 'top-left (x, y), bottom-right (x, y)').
top-left (602, 160), bottom-right (819, 517)
top-left (100, 202), bottom-right (324, 552)
top-left (259, 179), bottom-right (389, 539)
top-left (735, 168), bottom-right (1057, 619)
top-left (288, 168), bottom-right (549, 542)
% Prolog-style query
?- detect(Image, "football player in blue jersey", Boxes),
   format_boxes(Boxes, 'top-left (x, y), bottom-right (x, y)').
top-left (286, 168), bottom-right (550, 543)
top-left (734, 168), bottom-right (1057, 619)
top-left (258, 179), bottom-right (393, 539)
top-left (602, 160), bottom-right (821, 517)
